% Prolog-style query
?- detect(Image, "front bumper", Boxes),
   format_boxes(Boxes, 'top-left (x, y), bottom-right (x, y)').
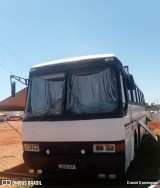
top-left (23, 151), bottom-right (125, 177)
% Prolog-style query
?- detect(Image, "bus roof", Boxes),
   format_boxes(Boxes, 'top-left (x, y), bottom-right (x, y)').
top-left (32, 54), bottom-right (116, 69)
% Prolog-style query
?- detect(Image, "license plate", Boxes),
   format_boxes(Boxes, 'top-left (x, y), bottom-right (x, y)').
top-left (58, 164), bottom-right (76, 170)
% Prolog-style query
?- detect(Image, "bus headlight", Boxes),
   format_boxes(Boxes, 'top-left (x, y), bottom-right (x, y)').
top-left (93, 144), bottom-right (115, 153)
top-left (24, 144), bottom-right (40, 152)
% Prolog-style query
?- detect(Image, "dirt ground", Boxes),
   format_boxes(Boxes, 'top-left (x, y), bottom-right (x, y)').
top-left (0, 121), bottom-right (30, 187)
top-left (0, 121), bottom-right (24, 172)
top-left (148, 121), bottom-right (160, 136)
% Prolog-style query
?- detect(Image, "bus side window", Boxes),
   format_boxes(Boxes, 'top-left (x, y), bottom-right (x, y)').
top-left (128, 90), bottom-right (132, 101)
top-left (130, 89), bottom-right (134, 102)
top-left (136, 87), bottom-right (140, 104)
top-left (142, 94), bottom-right (145, 104)
top-left (139, 91), bottom-right (142, 104)
top-left (120, 74), bottom-right (127, 109)
top-left (132, 90), bottom-right (137, 103)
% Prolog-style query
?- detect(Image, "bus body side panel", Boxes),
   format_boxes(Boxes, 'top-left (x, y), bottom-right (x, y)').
top-left (123, 104), bottom-right (133, 171)
top-left (125, 104), bottom-right (146, 170)
top-left (130, 104), bottom-right (147, 150)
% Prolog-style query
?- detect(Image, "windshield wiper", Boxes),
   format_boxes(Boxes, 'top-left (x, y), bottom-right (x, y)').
top-left (68, 92), bottom-right (86, 114)
top-left (40, 98), bottom-right (63, 121)
top-left (40, 92), bottom-right (86, 120)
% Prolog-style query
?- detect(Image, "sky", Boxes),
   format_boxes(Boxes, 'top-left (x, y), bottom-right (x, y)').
top-left (0, 0), bottom-right (160, 104)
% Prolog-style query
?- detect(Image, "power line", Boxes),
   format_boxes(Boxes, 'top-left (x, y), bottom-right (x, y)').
top-left (0, 63), bottom-right (13, 74)
top-left (0, 41), bottom-right (31, 71)
top-left (2, 43), bottom-right (31, 68)
top-left (0, 54), bottom-right (13, 74)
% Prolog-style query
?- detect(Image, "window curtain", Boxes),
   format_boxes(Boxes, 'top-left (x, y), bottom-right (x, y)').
top-left (67, 68), bottom-right (118, 114)
top-left (30, 77), bottom-right (64, 114)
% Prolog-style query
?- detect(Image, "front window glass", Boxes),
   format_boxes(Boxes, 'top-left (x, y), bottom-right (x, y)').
top-left (26, 67), bottom-right (118, 117)
top-left (26, 74), bottom-right (65, 116)
top-left (67, 68), bottom-right (118, 114)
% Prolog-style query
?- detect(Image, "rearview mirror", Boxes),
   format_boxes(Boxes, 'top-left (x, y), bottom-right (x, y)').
top-left (11, 81), bottom-right (16, 97)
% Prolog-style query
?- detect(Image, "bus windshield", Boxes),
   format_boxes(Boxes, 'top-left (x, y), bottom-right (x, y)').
top-left (25, 67), bottom-right (118, 117)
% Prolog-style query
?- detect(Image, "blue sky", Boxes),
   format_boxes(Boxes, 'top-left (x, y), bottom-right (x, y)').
top-left (0, 0), bottom-right (160, 104)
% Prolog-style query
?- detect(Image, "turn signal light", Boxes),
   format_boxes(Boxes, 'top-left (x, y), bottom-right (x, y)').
top-left (93, 142), bottom-right (125, 153)
top-left (115, 143), bottom-right (125, 153)
top-left (24, 144), bottom-right (40, 152)
top-left (93, 144), bottom-right (115, 153)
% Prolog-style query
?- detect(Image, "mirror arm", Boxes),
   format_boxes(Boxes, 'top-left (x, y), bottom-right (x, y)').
top-left (10, 75), bottom-right (29, 86)
top-left (10, 75), bottom-right (29, 97)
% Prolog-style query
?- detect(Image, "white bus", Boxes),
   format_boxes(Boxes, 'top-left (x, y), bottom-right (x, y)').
top-left (19, 54), bottom-right (156, 179)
